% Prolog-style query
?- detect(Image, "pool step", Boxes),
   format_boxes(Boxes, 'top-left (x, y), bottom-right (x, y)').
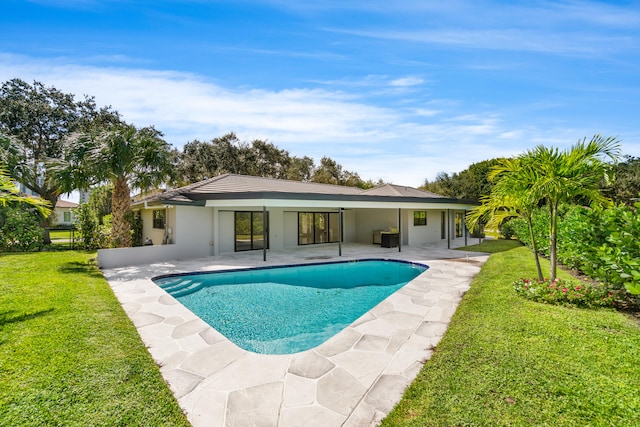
top-left (171, 281), bottom-right (206, 298)
top-left (158, 279), bottom-right (194, 293)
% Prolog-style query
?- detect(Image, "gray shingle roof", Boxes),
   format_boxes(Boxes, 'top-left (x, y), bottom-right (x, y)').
top-left (132, 173), bottom-right (462, 207)
top-left (361, 184), bottom-right (446, 199)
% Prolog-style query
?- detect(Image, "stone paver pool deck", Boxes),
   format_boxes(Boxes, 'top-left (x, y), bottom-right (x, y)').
top-left (102, 243), bottom-right (488, 426)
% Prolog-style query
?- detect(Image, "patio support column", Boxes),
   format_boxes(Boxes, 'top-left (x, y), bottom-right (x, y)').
top-left (263, 205), bottom-right (267, 262)
top-left (464, 209), bottom-right (468, 246)
top-left (447, 209), bottom-right (451, 249)
top-left (338, 208), bottom-right (343, 257)
top-left (398, 208), bottom-right (402, 252)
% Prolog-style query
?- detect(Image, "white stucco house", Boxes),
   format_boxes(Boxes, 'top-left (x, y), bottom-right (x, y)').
top-left (97, 174), bottom-right (477, 268)
top-left (51, 199), bottom-right (78, 227)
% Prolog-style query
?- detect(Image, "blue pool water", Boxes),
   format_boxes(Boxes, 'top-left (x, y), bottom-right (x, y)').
top-left (153, 259), bottom-right (427, 354)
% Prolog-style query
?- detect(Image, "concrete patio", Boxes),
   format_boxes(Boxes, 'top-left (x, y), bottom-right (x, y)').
top-left (102, 241), bottom-right (488, 426)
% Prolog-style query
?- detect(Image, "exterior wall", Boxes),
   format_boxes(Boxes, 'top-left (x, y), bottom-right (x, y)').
top-left (407, 209), bottom-right (444, 246)
top-left (283, 211), bottom-right (298, 248)
top-left (343, 210), bottom-right (357, 243)
top-left (98, 204), bottom-right (472, 269)
top-left (268, 207), bottom-right (285, 251)
top-left (354, 209), bottom-right (398, 244)
top-left (218, 210), bottom-right (235, 253)
top-left (174, 205), bottom-right (214, 258)
top-left (51, 207), bottom-right (75, 226)
top-left (141, 208), bottom-right (164, 245)
top-left (98, 205), bottom-right (211, 269)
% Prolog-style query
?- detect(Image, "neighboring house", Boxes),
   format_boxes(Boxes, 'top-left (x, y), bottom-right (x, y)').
top-left (98, 174), bottom-right (477, 268)
top-left (13, 180), bottom-right (78, 226)
top-left (51, 200), bottom-right (78, 227)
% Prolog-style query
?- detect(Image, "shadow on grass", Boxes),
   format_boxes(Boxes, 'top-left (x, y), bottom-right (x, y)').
top-left (57, 260), bottom-right (104, 279)
top-left (0, 308), bottom-right (55, 327)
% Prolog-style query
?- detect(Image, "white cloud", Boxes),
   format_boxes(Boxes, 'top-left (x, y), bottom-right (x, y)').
top-left (390, 76), bottom-right (424, 87)
top-left (0, 54), bottom-right (609, 187)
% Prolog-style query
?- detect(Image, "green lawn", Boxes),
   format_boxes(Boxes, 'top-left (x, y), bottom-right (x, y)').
top-left (0, 251), bottom-right (190, 427)
top-left (382, 242), bottom-right (640, 426)
top-left (456, 238), bottom-right (522, 253)
top-left (49, 229), bottom-right (74, 240)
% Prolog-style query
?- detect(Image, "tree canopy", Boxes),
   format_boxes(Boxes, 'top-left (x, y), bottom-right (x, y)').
top-left (606, 155), bottom-right (640, 205)
top-left (55, 124), bottom-right (175, 247)
top-left (0, 78), bottom-right (118, 242)
top-left (176, 133), bottom-right (382, 189)
top-left (420, 158), bottom-right (502, 200)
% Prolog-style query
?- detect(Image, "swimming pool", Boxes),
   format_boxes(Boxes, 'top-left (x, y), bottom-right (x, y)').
top-left (153, 259), bottom-right (427, 354)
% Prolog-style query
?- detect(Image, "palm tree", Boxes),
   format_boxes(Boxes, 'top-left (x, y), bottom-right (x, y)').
top-left (526, 135), bottom-right (620, 280)
top-left (55, 124), bottom-right (174, 247)
top-left (467, 156), bottom-right (544, 281)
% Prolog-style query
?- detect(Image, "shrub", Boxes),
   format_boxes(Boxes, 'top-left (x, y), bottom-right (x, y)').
top-left (0, 206), bottom-right (44, 252)
top-left (74, 203), bottom-right (110, 249)
top-left (510, 203), bottom-right (640, 296)
top-left (508, 209), bottom-right (550, 255)
top-left (513, 277), bottom-right (620, 308)
top-left (500, 219), bottom-right (516, 239)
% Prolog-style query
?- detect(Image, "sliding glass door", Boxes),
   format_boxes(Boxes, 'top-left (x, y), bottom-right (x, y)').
top-left (298, 212), bottom-right (340, 245)
top-left (235, 211), bottom-right (268, 251)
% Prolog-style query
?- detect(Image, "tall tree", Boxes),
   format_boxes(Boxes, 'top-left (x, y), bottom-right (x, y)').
top-left (177, 133), bottom-right (247, 184)
top-left (420, 158), bottom-right (502, 200)
top-left (246, 139), bottom-right (292, 179)
top-left (55, 124), bottom-right (174, 247)
top-left (87, 184), bottom-right (113, 225)
top-left (286, 155), bottom-right (315, 182)
top-left (311, 156), bottom-right (363, 187)
top-left (607, 155), bottom-right (640, 205)
top-left (468, 157), bottom-right (544, 280)
top-left (472, 136), bottom-right (619, 281)
top-left (527, 135), bottom-right (620, 280)
top-left (0, 78), bottom-right (118, 242)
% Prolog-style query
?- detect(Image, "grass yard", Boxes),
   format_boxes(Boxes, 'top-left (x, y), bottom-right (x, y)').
top-left (382, 242), bottom-right (640, 426)
top-left (0, 251), bottom-right (190, 427)
top-left (456, 238), bottom-right (522, 253)
top-left (48, 229), bottom-right (74, 240)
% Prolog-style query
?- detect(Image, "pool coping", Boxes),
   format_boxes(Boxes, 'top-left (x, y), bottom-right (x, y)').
top-left (102, 245), bottom-right (488, 426)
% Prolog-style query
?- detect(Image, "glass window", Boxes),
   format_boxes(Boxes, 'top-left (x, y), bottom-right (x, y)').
top-left (235, 211), bottom-right (268, 251)
top-left (298, 212), bottom-right (314, 245)
top-left (298, 212), bottom-right (341, 245)
top-left (413, 211), bottom-right (427, 226)
top-left (63, 211), bottom-right (71, 223)
top-left (153, 210), bottom-right (166, 229)
top-left (441, 211), bottom-right (446, 239)
top-left (455, 212), bottom-right (464, 238)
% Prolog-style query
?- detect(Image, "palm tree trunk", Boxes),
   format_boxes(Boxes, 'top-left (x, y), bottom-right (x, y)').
top-left (111, 177), bottom-right (132, 248)
top-left (527, 214), bottom-right (544, 281)
top-left (549, 201), bottom-right (558, 281)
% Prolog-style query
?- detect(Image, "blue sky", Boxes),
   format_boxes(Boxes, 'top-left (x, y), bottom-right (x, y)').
top-left (2, 0), bottom-right (639, 187)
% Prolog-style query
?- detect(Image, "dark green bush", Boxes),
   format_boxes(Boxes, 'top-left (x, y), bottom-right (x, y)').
top-left (0, 206), bottom-right (44, 252)
top-left (511, 203), bottom-right (640, 295)
top-left (500, 219), bottom-right (516, 239)
top-left (74, 203), bottom-right (110, 249)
